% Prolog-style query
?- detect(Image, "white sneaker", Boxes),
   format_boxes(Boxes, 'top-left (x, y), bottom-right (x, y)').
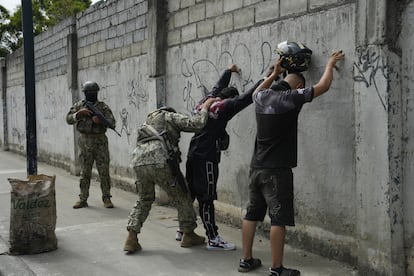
top-left (206, 235), bottom-right (236, 251)
top-left (175, 229), bottom-right (183, 241)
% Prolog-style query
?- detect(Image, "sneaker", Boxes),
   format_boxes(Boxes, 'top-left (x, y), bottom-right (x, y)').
top-left (175, 229), bottom-right (183, 241)
top-left (269, 266), bottom-right (301, 276)
top-left (206, 235), bottom-right (236, 251)
top-left (238, 258), bottom-right (262, 272)
top-left (103, 198), bottom-right (114, 208)
top-left (73, 200), bottom-right (88, 209)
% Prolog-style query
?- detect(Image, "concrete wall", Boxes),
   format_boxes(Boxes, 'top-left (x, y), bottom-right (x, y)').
top-left (74, 0), bottom-right (153, 188)
top-left (401, 1), bottom-right (414, 275)
top-left (35, 18), bottom-right (76, 168)
top-left (0, 0), bottom-right (413, 274)
top-left (0, 58), bottom-right (5, 149)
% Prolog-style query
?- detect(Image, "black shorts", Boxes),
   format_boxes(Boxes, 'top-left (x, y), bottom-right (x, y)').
top-left (244, 168), bottom-right (295, 226)
top-left (186, 158), bottom-right (218, 202)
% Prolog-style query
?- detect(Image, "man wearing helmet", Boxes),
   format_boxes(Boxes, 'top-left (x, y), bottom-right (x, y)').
top-left (275, 41), bottom-right (313, 73)
top-left (123, 97), bottom-right (217, 253)
top-left (238, 50), bottom-right (345, 276)
top-left (66, 81), bottom-right (116, 209)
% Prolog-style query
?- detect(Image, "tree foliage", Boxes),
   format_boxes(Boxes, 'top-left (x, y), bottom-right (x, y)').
top-left (0, 0), bottom-right (92, 57)
top-left (43, 0), bottom-right (91, 26)
top-left (0, 4), bottom-right (11, 57)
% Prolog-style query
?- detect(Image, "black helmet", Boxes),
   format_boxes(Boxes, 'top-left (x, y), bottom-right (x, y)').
top-left (275, 41), bottom-right (312, 72)
top-left (82, 81), bottom-right (100, 92)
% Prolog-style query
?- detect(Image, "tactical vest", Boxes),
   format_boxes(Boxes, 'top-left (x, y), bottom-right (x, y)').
top-left (76, 101), bottom-right (107, 135)
top-left (136, 108), bottom-right (181, 160)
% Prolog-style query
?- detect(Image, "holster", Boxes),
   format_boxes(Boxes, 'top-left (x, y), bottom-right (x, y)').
top-left (166, 157), bottom-right (187, 192)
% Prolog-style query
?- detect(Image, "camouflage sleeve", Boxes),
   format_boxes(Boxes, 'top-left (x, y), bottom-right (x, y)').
top-left (100, 102), bottom-right (116, 127)
top-left (167, 109), bottom-right (208, 132)
top-left (66, 101), bottom-right (83, 125)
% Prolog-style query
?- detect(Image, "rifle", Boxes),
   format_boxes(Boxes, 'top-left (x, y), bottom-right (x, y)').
top-left (85, 101), bottom-right (121, 137)
top-left (162, 132), bottom-right (188, 192)
top-left (166, 151), bottom-right (187, 192)
top-left (143, 123), bottom-right (188, 192)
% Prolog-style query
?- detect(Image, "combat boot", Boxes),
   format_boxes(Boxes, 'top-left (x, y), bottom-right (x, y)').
top-left (103, 198), bottom-right (114, 208)
top-left (180, 231), bottom-right (205, 248)
top-left (123, 231), bottom-right (141, 254)
top-left (73, 200), bottom-right (88, 209)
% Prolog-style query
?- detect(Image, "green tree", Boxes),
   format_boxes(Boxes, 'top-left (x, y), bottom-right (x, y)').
top-left (1, 0), bottom-right (92, 55)
top-left (43, 0), bottom-right (91, 26)
top-left (0, 4), bottom-right (11, 57)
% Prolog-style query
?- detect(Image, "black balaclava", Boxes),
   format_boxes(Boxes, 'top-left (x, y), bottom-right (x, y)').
top-left (85, 92), bottom-right (98, 102)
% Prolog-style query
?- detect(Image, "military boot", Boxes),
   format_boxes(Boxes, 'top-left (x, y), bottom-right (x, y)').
top-left (73, 200), bottom-right (88, 209)
top-left (180, 231), bottom-right (205, 248)
top-left (123, 231), bottom-right (141, 254)
top-left (103, 198), bottom-right (114, 208)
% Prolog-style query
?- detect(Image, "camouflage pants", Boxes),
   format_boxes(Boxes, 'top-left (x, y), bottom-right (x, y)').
top-left (78, 134), bottom-right (111, 201)
top-left (127, 163), bottom-right (197, 234)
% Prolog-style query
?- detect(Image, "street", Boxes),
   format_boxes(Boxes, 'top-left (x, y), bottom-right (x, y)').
top-left (0, 150), bottom-right (356, 276)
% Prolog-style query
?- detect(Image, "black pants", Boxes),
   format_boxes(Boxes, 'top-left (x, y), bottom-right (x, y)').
top-left (186, 158), bottom-right (219, 240)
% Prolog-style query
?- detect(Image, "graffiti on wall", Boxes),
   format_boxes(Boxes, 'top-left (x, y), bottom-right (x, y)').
top-left (353, 48), bottom-right (388, 110)
top-left (11, 128), bottom-right (24, 144)
top-left (180, 41), bottom-right (274, 113)
top-left (178, 41), bottom-right (276, 142)
top-left (119, 108), bottom-right (131, 144)
top-left (83, 78), bottom-right (148, 144)
top-left (127, 79), bottom-right (149, 109)
top-left (10, 93), bottom-right (24, 144)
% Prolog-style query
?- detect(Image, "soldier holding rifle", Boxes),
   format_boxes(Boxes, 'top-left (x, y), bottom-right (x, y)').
top-left (66, 81), bottom-right (117, 209)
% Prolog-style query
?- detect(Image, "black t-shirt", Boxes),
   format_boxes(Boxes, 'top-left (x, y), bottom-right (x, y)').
top-left (250, 81), bottom-right (314, 169)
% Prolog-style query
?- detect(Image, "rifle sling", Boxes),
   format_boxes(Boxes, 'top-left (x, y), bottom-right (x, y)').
top-left (142, 123), bottom-right (171, 155)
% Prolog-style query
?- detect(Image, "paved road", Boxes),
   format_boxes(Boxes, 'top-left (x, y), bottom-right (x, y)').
top-left (0, 150), bottom-right (356, 276)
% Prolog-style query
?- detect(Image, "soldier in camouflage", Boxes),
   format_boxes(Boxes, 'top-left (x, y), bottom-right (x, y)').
top-left (66, 81), bottom-right (115, 209)
top-left (123, 97), bottom-right (217, 253)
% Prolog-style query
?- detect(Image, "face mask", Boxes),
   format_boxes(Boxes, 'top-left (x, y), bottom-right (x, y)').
top-left (85, 92), bottom-right (98, 102)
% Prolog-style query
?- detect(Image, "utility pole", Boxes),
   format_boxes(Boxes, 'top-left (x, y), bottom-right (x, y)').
top-left (21, 0), bottom-right (37, 175)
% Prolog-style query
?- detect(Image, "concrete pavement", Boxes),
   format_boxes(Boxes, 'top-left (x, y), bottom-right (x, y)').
top-left (0, 150), bottom-right (357, 276)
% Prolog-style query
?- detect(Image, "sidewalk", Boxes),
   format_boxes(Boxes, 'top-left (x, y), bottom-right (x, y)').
top-left (0, 150), bottom-right (357, 276)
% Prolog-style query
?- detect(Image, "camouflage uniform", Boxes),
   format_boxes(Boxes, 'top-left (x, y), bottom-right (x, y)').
top-left (127, 107), bottom-right (209, 234)
top-left (66, 100), bottom-right (115, 201)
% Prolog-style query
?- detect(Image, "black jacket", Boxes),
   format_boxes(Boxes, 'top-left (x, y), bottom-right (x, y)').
top-left (187, 69), bottom-right (262, 162)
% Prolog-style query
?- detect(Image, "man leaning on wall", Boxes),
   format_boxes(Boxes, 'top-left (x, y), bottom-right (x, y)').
top-left (238, 42), bottom-right (345, 276)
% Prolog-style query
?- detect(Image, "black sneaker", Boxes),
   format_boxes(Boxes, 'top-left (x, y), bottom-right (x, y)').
top-left (238, 258), bottom-right (262, 272)
top-left (269, 266), bottom-right (300, 276)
